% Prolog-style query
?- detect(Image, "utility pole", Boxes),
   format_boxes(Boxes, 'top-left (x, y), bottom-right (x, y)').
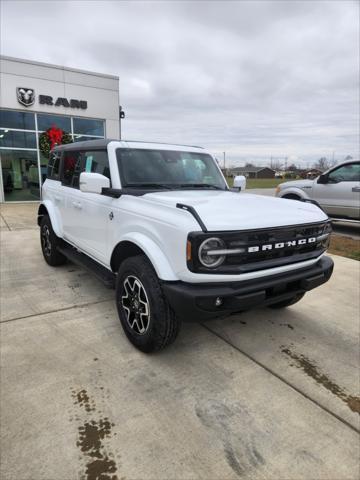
top-left (119, 106), bottom-right (125, 140)
top-left (223, 151), bottom-right (226, 170)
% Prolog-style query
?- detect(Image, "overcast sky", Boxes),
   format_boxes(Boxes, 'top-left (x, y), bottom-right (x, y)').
top-left (1, 0), bottom-right (359, 167)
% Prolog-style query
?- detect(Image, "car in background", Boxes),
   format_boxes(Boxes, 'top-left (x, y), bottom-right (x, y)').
top-left (275, 160), bottom-right (360, 222)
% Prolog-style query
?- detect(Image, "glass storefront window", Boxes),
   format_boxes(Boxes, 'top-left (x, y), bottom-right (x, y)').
top-left (0, 129), bottom-right (37, 149)
top-left (0, 149), bottom-right (40, 201)
top-left (0, 109), bottom-right (106, 202)
top-left (0, 109), bottom-right (35, 130)
top-left (73, 117), bottom-right (104, 136)
top-left (37, 113), bottom-right (71, 133)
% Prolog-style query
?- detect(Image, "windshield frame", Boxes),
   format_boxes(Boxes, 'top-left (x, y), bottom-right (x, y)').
top-left (116, 148), bottom-right (229, 191)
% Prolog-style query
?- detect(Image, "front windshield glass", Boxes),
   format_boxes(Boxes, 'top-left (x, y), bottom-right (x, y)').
top-left (116, 148), bottom-right (227, 190)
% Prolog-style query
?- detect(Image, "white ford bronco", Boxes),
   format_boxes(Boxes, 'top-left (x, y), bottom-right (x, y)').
top-left (38, 140), bottom-right (334, 352)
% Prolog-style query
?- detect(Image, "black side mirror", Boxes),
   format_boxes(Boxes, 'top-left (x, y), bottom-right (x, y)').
top-left (317, 174), bottom-right (328, 184)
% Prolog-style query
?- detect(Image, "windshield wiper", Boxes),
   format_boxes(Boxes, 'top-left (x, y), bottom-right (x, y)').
top-left (125, 183), bottom-right (173, 190)
top-left (177, 183), bottom-right (224, 190)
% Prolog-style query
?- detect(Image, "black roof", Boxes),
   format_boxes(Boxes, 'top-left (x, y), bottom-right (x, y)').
top-left (53, 139), bottom-right (204, 152)
top-left (53, 139), bottom-right (116, 151)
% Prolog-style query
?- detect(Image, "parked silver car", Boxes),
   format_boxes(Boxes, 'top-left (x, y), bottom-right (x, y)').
top-left (275, 160), bottom-right (360, 221)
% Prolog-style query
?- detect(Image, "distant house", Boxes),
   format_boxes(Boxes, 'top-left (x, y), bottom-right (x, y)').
top-left (299, 168), bottom-right (323, 179)
top-left (230, 166), bottom-right (275, 179)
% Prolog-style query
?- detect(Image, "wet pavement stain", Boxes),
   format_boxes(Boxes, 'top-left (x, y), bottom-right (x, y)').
top-left (77, 418), bottom-right (114, 458)
top-left (71, 387), bottom-right (119, 480)
top-left (280, 323), bottom-right (294, 330)
top-left (72, 389), bottom-right (96, 413)
top-left (85, 456), bottom-right (117, 480)
top-left (281, 346), bottom-right (360, 414)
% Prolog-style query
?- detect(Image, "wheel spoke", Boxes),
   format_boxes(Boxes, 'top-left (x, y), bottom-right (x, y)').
top-left (139, 299), bottom-right (149, 315)
top-left (123, 306), bottom-right (131, 321)
top-left (133, 279), bottom-right (142, 295)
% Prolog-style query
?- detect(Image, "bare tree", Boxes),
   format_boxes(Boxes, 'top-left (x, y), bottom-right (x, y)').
top-left (313, 157), bottom-right (329, 170)
top-left (245, 162), bottom-right (255, 167)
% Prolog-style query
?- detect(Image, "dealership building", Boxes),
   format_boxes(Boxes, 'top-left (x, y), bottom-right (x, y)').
top-left (0, 55), bottom-right (120, 202)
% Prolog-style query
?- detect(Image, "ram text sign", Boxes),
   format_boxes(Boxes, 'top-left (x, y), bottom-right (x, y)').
top-left (16, 88), bottom-right (87, 110)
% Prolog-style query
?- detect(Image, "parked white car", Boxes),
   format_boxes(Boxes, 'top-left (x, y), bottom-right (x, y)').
top-left (275, 161), bottom-right (360, 222)
top-left (38, 140), bottom-right (333, 352)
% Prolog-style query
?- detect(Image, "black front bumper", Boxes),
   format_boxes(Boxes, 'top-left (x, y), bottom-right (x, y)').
top-left (161, 256), bottom-right (334, 322)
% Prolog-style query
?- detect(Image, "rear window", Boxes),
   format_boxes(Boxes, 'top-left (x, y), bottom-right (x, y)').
top-left (62, 151), bottom-right (82, 188)
top-left (47, 151), bottom-right (61, 180)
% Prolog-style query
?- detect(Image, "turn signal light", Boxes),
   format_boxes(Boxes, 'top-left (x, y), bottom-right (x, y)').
top-left (186, 240), bottom-right (192, 261)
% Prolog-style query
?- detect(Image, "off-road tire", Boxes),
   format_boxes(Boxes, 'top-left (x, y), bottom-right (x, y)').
top-left (40, 215), bottom-right (67, 266)
top-left (268, 292), bottom-right (305, 309)
top-left (116, 255), bottom-right (181, 353)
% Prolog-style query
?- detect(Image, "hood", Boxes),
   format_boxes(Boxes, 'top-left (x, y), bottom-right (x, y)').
top-left (143, 190), bottom-right (328, 231)
top-left (280, 179), bottom-right (314, 189)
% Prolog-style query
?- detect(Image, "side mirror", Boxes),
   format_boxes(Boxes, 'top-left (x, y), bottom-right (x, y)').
top-left (317, 174), bottom-right (328, 184)
top-left (79, 172), bottom-right (110, 194)
top-left (233, 175), bottom-right (246, 191)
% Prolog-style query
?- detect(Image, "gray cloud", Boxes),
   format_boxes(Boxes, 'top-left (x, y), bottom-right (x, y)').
top-left (1, 0), bottom-right (358, 166)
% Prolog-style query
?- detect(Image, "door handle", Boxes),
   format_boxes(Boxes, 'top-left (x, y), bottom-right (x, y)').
top-left (352, 187), bottom-right (360, 192)
top-left (72, 201), bottom-right (82, 209)
top-left (54, 195), bottom-right (61, 202)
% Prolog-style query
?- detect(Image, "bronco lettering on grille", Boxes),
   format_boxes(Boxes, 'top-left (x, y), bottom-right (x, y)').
top-left (248, 237), bottom-right (317, 253)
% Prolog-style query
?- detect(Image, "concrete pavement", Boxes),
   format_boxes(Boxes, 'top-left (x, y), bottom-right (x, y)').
top-left (1, 204), bottom-right (359, 480)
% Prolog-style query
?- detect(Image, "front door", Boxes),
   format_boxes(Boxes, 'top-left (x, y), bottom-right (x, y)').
top-left (311, 162), bottom-right (360, 219)
top-left (62, 149), bottom-right (114, 265)
top-left (78, 150), bottom-right (115, 264)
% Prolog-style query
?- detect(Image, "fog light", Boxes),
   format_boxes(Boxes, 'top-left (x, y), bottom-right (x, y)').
top-left (215, 297), bottom-right (223, 307)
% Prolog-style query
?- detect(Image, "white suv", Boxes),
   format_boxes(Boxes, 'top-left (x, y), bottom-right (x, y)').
top-left (38, 140), bottom-right (334, 352)
top-left (275, 161), bottom-right (360, 222)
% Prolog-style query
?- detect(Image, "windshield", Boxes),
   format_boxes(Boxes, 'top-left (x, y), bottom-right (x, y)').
top-left (116, 148), bottom-right (227, 190)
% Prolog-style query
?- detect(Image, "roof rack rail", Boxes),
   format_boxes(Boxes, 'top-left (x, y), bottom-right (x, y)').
top-left (122, 139), bottom-right (204, 149)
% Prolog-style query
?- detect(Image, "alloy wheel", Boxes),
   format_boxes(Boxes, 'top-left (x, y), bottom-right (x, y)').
top-left (41, 225), bottom-right (52, 257)
top-left (121, 275), bottom-right (151, 335)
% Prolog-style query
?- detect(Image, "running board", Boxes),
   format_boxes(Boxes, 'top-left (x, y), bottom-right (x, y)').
top-left (58, 245), bottom-right (115, 289)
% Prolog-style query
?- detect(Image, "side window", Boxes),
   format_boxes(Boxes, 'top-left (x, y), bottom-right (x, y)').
top-left (62, 151), bottom-right (83, 188)
top-left (328, 163), bottom-right (360, 183)
top-left (82, 150), bottom-right (111, 181)
top-left (47, 151), bottom-right (61, 180)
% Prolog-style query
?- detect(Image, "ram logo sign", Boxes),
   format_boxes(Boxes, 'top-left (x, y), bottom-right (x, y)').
top-left (248, 237), bottom-right (317, 253)
top-left (16, 88), bottom-right (35, 107)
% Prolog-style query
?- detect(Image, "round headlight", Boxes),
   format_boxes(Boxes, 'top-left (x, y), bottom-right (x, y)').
top-left (198, 237), bottom-right (226, 268)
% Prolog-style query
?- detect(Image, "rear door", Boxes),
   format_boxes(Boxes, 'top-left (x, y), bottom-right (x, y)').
top-left (42, 150), bottom-right (65, 224)
top-left (61, 150), bottom-right (84, 244)
top-left (311, 162), bottom-right (360, 219)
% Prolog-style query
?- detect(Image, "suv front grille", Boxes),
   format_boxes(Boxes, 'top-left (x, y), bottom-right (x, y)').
top-left (188, 221), bottom-right (331, 274)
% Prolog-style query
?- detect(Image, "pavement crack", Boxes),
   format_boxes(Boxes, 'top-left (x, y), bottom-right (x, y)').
top-left (0, 298), bottom-right (113, 324)
top-left (201, 323), bottom-right (360, 435)
top-left (0, 212), bottom-right (11, 231)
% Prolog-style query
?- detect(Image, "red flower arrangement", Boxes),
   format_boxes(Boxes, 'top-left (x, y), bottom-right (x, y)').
top-left (39, 125), bottom-right (72, 158)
